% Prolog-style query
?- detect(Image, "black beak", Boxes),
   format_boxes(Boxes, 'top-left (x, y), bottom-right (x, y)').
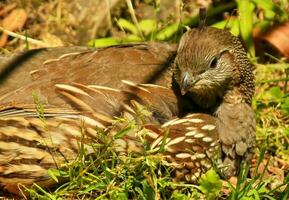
top-left (180, 72), bottom-right (198, 95)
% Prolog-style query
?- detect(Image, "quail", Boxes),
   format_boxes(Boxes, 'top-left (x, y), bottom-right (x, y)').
top-left (173, 27), bottom-right (255, 176)
top-left (0, 26), bottom-right (255, 195)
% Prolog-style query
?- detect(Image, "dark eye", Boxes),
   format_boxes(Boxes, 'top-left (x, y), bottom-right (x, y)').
top-left (210, 57), bottom-right (218, 68)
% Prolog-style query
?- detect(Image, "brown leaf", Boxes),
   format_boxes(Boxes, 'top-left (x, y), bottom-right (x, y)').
top-left (221, 177), bottom-right (237, 196)
top-left (0, 3), bottom-right (16, 17)
top-left (250, 156), bottom-right (286, 185)
top-left (0, 8), bottom-right (28, 47)
top-left (259, 22), bottom-right (289, 58)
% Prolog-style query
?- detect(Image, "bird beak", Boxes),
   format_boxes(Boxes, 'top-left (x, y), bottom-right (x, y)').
top-left (180, 72), bottom-right (198, 96)
top-left (180, 72), bottom-right (191, 95)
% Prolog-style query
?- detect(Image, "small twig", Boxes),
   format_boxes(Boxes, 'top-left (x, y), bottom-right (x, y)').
top-left (256, 77), bottom-right (289, 84)
top-left (284, 69), bottom-right (289, 93)
top-left (57, 0), bottom-right (62, 21)
top-left (0, 26), bottom-right (49, 47)
top-left (198, 7), bottom-right (207, 29)
top-left (105, 0), bottom-right (113, 33)
top-left (125, 0), bottom-right (144, 39)
top-left (175, 0), bottom-right (181, 24)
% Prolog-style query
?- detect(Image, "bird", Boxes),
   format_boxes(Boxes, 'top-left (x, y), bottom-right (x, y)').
top-left (172, 27), bottom-right (255, 176)
top-left (0, 26), bottom-right (255, 195)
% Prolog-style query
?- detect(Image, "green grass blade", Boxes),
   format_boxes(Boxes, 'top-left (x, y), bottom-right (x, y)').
top-left (237, 0), bottom-right (255, 57)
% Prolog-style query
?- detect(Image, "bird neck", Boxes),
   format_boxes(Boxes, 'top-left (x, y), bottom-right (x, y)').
top-left (231, 37), bottom-right (255, 105)
top-left (222, 87), bottom-right (245, 105)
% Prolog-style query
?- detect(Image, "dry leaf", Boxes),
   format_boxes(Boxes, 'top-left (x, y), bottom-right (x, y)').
top-left (40, 32), bottom-right (64, 47)
top-left (0, 8), bottom-right (28, 47)
top-left (260, 22), bottom-right (289, 58)
top-left (250, 156), bottom-right (286, 186)
top-left (0, 3), bottom-right (16, 17)
top-left (221, 177), bottom-right (237, 196)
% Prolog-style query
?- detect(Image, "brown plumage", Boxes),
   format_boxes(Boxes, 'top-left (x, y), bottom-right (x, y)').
top-left (0, 81), bottom-right (220, 195)
top-left (0, 43), bottom-right (177, 95)
top-left (173, 27), bottom-right (255, 176)
top-left (0, 27), bottom-right (255, 195)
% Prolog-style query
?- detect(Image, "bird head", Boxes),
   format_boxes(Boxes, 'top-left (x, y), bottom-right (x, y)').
top-left (173, 27), bottom-right (254, 109)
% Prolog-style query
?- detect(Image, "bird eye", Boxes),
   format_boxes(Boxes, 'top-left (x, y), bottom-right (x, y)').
top-left (210, 57), bottom-right (218, 68)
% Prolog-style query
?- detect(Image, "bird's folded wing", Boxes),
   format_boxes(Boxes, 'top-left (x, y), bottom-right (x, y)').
top-left (0, 43), bottom-right (177, 95)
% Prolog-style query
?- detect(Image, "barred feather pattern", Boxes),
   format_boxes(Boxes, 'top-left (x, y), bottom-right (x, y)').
top-left (0, 81), bottom-right (221, 195)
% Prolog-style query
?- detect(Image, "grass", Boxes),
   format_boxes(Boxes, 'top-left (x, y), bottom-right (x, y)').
top-left (25, 121), bottom-right (205, 199)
